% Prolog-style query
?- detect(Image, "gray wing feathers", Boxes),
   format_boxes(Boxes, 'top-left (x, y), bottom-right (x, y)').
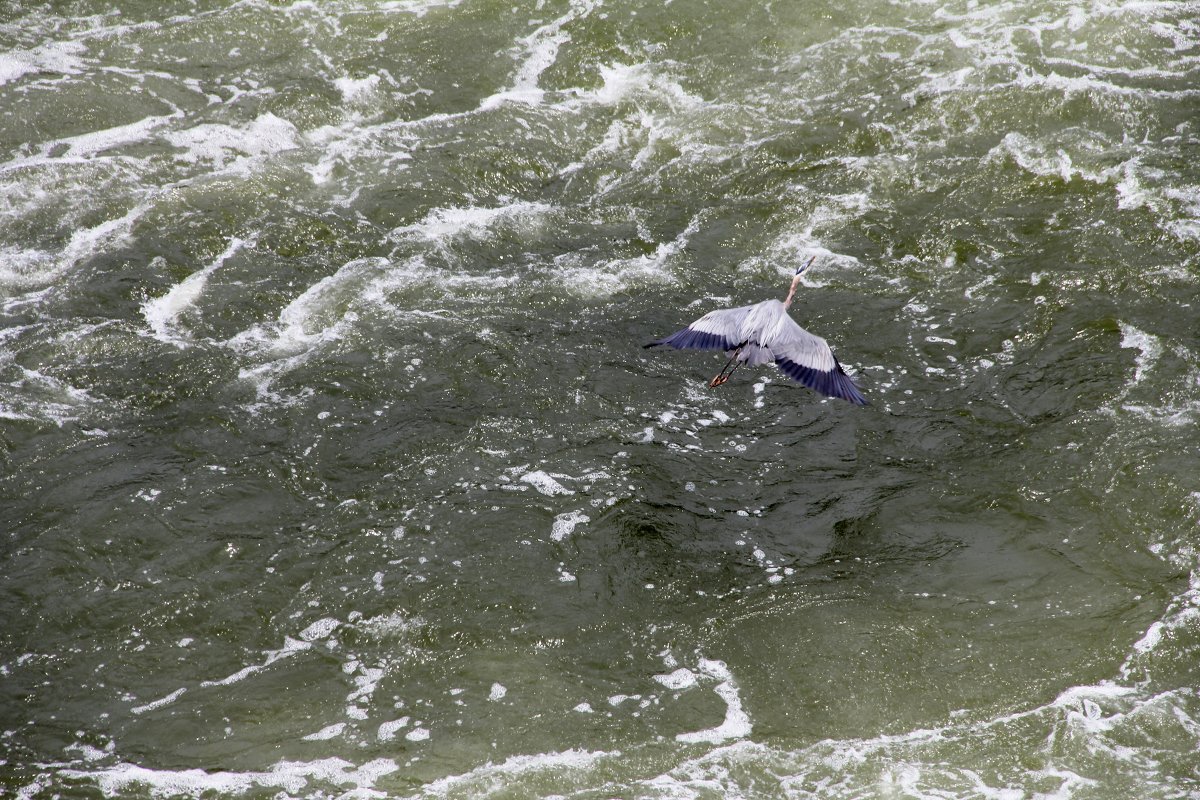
top-left (645, 300), bottom-right (867, 404)
top-left (644, 304), bottom-right (757, 351)
top-left (768, 316), bottom-right (838, 372)
top-left (770, 317), bottom-right (867, 404)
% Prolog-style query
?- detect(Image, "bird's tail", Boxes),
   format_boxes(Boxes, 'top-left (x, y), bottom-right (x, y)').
top-left (739, 343), bottom-right (773, 366)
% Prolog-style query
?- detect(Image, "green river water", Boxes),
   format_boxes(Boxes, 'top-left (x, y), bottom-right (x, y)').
top-left (2, 0), bottom-right (1199, 797)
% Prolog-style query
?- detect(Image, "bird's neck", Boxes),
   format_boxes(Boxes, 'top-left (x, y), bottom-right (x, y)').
top-left (782, 278), bottom-right (801, 309)
top-left (783, 275), bottom-right (802, 308)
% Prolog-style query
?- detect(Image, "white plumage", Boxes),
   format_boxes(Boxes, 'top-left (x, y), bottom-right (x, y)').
top-left (645, 262), bottom-right (866, 405)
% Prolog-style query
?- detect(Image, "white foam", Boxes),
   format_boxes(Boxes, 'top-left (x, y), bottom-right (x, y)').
top-left (63, 757), bottom-right (398, 798)
top-left (376, 0), bottom-right (465, 17)
top-left (237, 243), bottom-right (484, 393)
top-left (0, 247), bottom-right (55, 295)
top-left (1114, 159), bottom-right (1200, 243)
top-left (228, 256), bottom-right (396, 399)
top-left (653, 668), bottom-right (699, 691)
top-left (752, 378), bottom-right (771, 409)
top-left (550, 510), bottom-right (590, 541)
top-left (489, 682), bottom-right (508, 701)
top-left (1114, 159), bottom-right (1159, 212)
top-left (130, 688), bottom-right (187, 715)
top-left (989, 132), bottom-right (1107, 185)
top-left (423, 749), bottom-right (615, 796)
top-left (334, 74), bottom-right (382, 105)
top-left (376, 718), bottom-right (409, 741)
top-left (1132, 620), bottom-right (1166, 655)
top-left (390, 201), bottom-right (552, 245)
top-left (1118, 322), bottom-right (1162, 385)
top-left (142, 237), bottom-right (252, 346)
top-left (0, 365), bottom-right (98, 426)
top-left (989, 132), bottom-right (1199, 251)
top-left (675, 659), bottom-right (752, 745)
top-left (479, 0), bottom-right (598, 110)
top-left (0, 203), bottom-right (144, 292)
top-left (348, 665), bottom-right (386, 704)
top-left (556, 212), bottom-right (701, 297)
top-left (298, 617), bottom-right (340, 642)
top-left (64, 742), bottom-right (113, 762)
top-left (69, 764), bottom-right (304, 797)
top-left (405, 727), bottom-right (431, 742)
top-left (200, 637), bottom-right (311, 687)
top-left (163, 113), bottom-right (300, 171)
top-left (1051, 682), bottom-right (1138, 710)
top-left (358, 611), bottom-right (423, 636)
top-left (739, 234), bottom-right (861, 286)
top-left (302, 722), bottom-right (346, 741)
top-left (42, 114), bottom-right (180, 162)
top-left (1011, 66), bottom-right (1200, 102)
top-left (588, 61), bottom-right (705, 111)
top-left (1120, 539), bottom-right (1200, 677)
top-left (0, 40), bottom-right (86, 86)
top-left (520, 470), bottom-right (574, 496)
top-left (262, 258), bottom-right (386, 351)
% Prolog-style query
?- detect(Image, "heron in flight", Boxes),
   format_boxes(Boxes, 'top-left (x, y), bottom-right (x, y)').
top-left (644, 257), bottom-right (867, 405)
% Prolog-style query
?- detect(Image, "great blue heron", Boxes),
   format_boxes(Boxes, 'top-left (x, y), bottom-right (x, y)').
top-left (644, 257), bottom-right (867, 405)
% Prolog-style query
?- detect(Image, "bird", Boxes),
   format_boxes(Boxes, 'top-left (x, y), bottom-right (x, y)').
top-left (644, 257), bottom-right (867, 405)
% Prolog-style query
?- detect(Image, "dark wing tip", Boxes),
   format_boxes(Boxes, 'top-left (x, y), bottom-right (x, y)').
top-left (645, 327), bottom-right (736, 352)
top-left (842, 379), bottom-right (869, 406)
top-left (776, 357), bottom-right (867, 405)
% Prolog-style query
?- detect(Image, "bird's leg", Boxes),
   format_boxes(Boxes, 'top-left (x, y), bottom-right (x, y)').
top-left (710, 358), bottom-right (742, 387)
top-left (709, 347), bottom-right (744, 388)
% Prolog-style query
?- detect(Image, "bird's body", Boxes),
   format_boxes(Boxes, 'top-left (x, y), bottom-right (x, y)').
top-left (644, 261), bottom-right (867, 405)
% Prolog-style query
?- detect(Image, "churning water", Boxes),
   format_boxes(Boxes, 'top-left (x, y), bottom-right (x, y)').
top-left (2, 0), bottom-right (1199, 797)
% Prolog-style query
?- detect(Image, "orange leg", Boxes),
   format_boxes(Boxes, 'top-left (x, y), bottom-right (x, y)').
top-left (709, 348), bottom-right (743, 388)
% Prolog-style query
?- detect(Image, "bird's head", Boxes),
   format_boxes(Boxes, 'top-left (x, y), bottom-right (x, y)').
top-left (784, 255), bottom-right (817, 307)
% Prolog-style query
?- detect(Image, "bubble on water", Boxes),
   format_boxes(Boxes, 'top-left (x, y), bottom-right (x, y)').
top-left (142, 237), bottom-right (253, 346)
top-left (520, 470), bottom-right (574, 496)
top-left (551, 510), bottom-right (590, 541)
top-left (675, 659), bottom-right (752, 745)
top-left (129, 688), bottom-right (186, 716)
top-left (333, 74), bottom-right (382, 105)
top-left (653, 668), bottom-right (699, 691)
top-left (298, 618), bottom-right (340, 642)
top-left (303, 722), bottom-right (347, 741)
top-left (162, 113), bottom-right (300, 171)
top-left (405, 727), bottom-right (431, 742)
top-left (0, 39), bottom-right (86, 86)
top-left (376, 718), bottom-right (409, 742)
top-left (1118, 322), bottom-right (1162, 385)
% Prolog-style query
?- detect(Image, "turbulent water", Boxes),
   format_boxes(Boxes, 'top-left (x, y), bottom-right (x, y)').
top-left (2, 0), bottom-right (1199, 797)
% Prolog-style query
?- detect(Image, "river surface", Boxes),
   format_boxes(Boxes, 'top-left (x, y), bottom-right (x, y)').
top-left (2, 0), bottom-right (1199, 797)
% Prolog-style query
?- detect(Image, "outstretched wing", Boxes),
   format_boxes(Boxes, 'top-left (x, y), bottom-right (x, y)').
top-left (643, 304), bottom-right (756, 351)
top-left (769, 315), bottom-right (868, 405)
